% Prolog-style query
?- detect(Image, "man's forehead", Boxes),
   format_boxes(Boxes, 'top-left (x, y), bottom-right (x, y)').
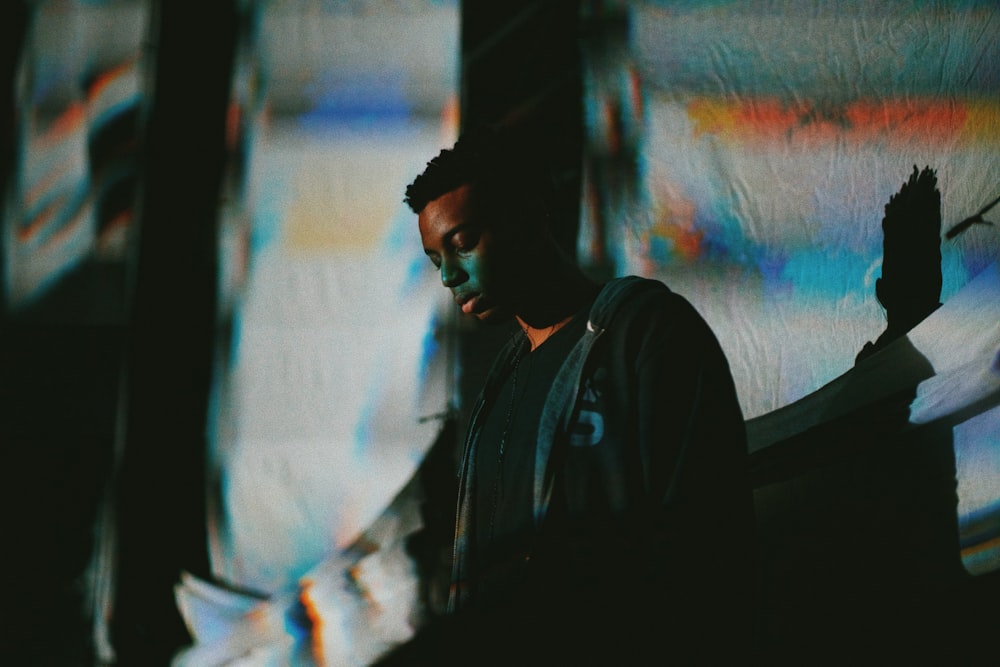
top-left (419, 184), bottom-right (475, 238)
top-left (432, 183), bottom-right (484, 221)
top-left (452, 181), bottom-right (483, 208)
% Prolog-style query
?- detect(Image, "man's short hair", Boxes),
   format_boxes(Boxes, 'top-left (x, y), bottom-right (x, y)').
top-left (404, 124), bottom-right (552, 216)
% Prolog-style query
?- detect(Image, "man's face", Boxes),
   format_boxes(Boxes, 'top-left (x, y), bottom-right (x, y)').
top-left (418, 183), bottom-right (524, 323)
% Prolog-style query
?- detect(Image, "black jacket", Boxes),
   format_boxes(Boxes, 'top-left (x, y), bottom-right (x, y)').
top-left (383, 277), bottom-right (756, 665)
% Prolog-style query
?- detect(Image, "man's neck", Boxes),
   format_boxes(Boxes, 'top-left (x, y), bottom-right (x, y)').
top-left (516, 263), bottom-right (599, 351)
top-left (519, 316), bottom-right (574, 351)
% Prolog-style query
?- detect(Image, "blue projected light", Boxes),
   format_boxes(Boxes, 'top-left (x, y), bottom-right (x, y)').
top-left (300, 72), bottom-right (413, 130)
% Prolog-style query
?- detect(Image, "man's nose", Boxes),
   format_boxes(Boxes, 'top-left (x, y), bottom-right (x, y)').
top-left (440, 259), bottom-right (466, 287)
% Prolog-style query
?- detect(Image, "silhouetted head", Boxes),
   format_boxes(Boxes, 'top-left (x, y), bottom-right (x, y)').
top-left (406, 126), bottom-right (565, 324)
top-left (404, 124), bottom-right (552, 220)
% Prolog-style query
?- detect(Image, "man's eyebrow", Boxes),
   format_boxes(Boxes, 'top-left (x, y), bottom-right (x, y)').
top-left (437, 221), bottom-right (477, 246)
top-left (423, 219), bottom-right (478, 257)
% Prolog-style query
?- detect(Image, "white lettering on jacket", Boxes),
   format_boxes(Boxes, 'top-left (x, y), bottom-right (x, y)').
top-left (570, 379), bottom-right (604, 447)
top-left (570, 410), bottom-right (604, 447)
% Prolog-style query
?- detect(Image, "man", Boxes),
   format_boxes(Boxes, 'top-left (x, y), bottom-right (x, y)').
top-left (380, 126), bottom-right (756, 665)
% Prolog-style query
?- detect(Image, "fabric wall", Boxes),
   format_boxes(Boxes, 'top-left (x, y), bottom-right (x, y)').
top-left (207, 0), bottom-right (460, 595)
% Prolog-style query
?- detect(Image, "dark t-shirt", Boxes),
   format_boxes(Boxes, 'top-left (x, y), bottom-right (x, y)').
top-left (473, 309), bottom-right (590, 601)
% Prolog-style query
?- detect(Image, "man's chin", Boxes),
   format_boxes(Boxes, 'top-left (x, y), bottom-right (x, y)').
top-left (472, 306), bottom-right (512, 325)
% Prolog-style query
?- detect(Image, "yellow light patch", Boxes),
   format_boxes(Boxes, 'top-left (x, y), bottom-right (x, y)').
top-left (282, 162), bottom-right (393, 252)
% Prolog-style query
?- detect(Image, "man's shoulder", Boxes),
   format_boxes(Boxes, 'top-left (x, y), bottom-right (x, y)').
top-left (592, 275), bottom-right (712, 349)
top-left (591, 275), bottom-right (683, 325)
top-left (601, 275), bottom-right (669, 292)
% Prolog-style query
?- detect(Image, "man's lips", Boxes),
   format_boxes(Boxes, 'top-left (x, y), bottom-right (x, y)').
top-left (454, 292), bottom-right (480, 314)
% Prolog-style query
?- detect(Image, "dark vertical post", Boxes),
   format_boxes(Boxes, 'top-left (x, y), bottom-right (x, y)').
top-left (456, 0), bottom-right (585, 430)
top-left (111, 2), bottom-right (237, 663)
top-left (461, 0), bottom-right (583, 257)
